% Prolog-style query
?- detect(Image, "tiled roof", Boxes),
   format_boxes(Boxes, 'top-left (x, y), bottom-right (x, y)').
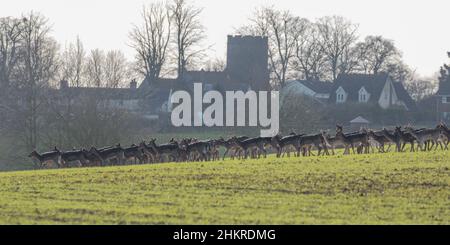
top-left (393, 82), bottom-right (417, 111)
top-left (297, 80), bottom-right (333, 94)
top-left (59, 86), bottom-right (140, 100)
top-left (328, 73), bottom-right (389, 103)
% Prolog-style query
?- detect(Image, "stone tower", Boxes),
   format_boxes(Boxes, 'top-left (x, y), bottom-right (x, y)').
top-left (226, 35), bottom-right (270, 90)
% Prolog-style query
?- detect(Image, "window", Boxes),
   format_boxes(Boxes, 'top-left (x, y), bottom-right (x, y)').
top-left (336, 87), bottom-right (346, 103)
top-left (358, 87), bottom-right (370, 103)
top-left (442, 96), bottom-right (450, 104)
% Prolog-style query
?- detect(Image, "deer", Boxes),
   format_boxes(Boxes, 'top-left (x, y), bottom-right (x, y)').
top-left (138, 141), bottom-right (157, 164)
top-left (147, 139), bottom-right (183, 162)
top-left (88, 144), bottom-right (125, 166)
top-left (298, 132), bottom-right (330, 157)
top-left (28, 147), bottom-right (64, 169)
top-left (181, 140), bottom-right (213, 162)
top-left (216, 136), bottom-right (248, 160)
top-left (321, 131), bottom-right (346, 156)
top-left (381, 127), bottom-right (403, 152)
top-left (335, 125), bottom-right (369, 154)
top-left (404, 126), bottom-right (444, 151)
top-left (367, 130), bottom-right (391, 153)
top-left (60, 149), bottom-right (89, 167)
top-left (123, 144), bottom-right (146, 165)
top-left (272, 133), bottom-right (305, 157)
top-left (81, 148), bottom-right (103, 167)
top-left (208, 139), bottom-right (223, 161)
top-left (232, 136), bottom-right (277, 159)
top-left (436, 123), bottom-right (450, 149)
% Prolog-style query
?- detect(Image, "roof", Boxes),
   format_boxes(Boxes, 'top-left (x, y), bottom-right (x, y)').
top-left (184, 70), bottom-right (228, 84)
top-left (137, 76), bottom-right (251, 114)
top-left (297, 80), bottom-right (333, 94)
top-left (350, 116), bottom-right (370, 124)
top-left (329, 73), bottom-right (389, 103)
top-left (59, 86), bottom-right (140, 100)
top-left (437, 81), bottom-right (450, 95)
top-left (138, 78), bottom-right (187, 114)
top-left (392, 82), bottom-right (417, 111)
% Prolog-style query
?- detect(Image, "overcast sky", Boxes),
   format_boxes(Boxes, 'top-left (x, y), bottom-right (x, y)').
top-left (1, 0), bottom-right (448, 78)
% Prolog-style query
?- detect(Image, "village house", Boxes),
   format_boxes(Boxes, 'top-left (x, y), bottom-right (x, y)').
top-left (329, 73), bottom-right (416, 111)
top-left (56, 79), bottom-right (142, 112)
top-left (282, 73), bottom-right (416, 111)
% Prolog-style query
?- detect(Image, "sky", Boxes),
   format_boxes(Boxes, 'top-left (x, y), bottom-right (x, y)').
top-left (1, 0), bottom-right (449, 78)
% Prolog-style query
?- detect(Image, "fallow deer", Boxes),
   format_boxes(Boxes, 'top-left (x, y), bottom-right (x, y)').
top-left (404, 126), bottom-right (444, 151)
top-left (28, 148), bottom-right (63, 169)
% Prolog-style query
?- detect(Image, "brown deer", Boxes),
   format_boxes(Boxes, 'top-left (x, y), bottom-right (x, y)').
top-left (335, 125), bottom-right (369, 154)
top-left (298, 132), bottom-right (330, 156)
top-left (61, 150), bottom-right (89, 167)
top-left (89, 144), bottom-right (125, 166)
top-left (404, 126), bottom-right (443, 151)
top-left (381, 127), bottom-right (403, 152)
top-left (367, 130), bottom-right (391, 153)
top-left (138, 141), bottom-right (157, 164)
top-left (124, 144), bottom-right (146, 165)
top-left (28, 147), bottom-right (64, 169)
top-left (217, 136), bottom-right (248, 160)
top-left (436, 123), bottom-right (449, 150)
top-left (272, 133), bottom-right (305, 157)
top-left (181, 140), bottom-right (213, 162)
top-left (147, 140), bottom-right (183, 162)
top-left (232, 136), bottom-right (277, 159)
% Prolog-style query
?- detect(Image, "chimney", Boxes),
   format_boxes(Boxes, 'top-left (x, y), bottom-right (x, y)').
top-left (60, 80), bottom-right (69, 89)
top-left (130, 79), bottom-right (137, 90)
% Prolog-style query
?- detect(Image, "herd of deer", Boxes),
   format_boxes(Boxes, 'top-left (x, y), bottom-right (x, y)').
top-left (28, 123), bottom-right (450, 169)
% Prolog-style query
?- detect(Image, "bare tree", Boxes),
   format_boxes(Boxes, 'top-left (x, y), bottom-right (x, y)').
top-left (202, 57), bottom-right (225, 72)
top-left (85, 49), bottom-right (105, 87)
top-left (356, 36), bottom-right (401, 75)
top-left (169, 0), bottom-right (206, 78)
top-left (337, 44), bottom-right (361, 76)
top-left (13, 12), bottom-right (59, 151)
top-left (317, 16), bottom-right (358, 81)
top-left (104, 50), bottom-right (128, 88)
top-left (238, 7), bottom-right (306, 87)
top-left (0, 17), bottom-right (24, 90)
top-left (405, 79), bottom-right (437, 101)
top-left (59, 36), bottom-right (85, 87)
top-left (129, 2), bottom-right (171, 82)
top-left (384, 58), bottom-right (412, 83)
top-left (292, 21), bottom-right (328, 80)
top-left (266, 10), bottom-right (306, 87)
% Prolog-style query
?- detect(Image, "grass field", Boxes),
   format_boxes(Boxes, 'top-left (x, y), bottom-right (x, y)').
top-left (0, 150), bottom-right (449, 224)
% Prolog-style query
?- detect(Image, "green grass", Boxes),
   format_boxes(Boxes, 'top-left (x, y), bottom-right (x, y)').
top-left (0, 150), bottom-right (449, 224)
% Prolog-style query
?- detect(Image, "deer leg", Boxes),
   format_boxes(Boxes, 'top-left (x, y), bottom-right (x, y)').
top-left (281, 147), bottom-right (286, 158)
top-left (222, 148), bottom-right (230, 160)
